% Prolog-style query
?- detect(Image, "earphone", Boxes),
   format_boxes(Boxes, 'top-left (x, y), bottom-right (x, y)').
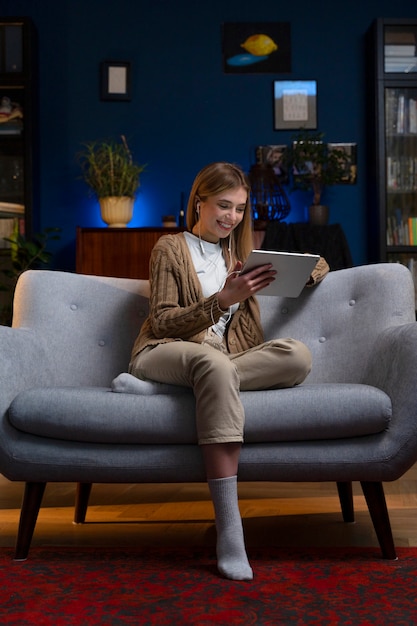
top-left (196, 202), bottom-right (205, 254)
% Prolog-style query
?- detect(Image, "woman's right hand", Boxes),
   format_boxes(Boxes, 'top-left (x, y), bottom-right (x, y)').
top-left (217, 261), bottom-right (276, 310)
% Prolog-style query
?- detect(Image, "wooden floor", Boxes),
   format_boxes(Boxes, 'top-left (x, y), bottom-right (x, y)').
top-left (1, 466), bottom-right (417, 552)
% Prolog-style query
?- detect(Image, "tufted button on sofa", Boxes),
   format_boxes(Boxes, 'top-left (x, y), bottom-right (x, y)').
top-left (1, 264), bottom-right (417, 560)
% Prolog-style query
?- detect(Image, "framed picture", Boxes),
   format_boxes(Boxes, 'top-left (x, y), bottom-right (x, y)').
top-left (328, 143), bottom-right (358, 184)
top-left (255, 144), bottom-right (289, 183)
top-left (273, 80), bottom-right (317, 130)
top-left (100, 61), bottom-right (131, 101)
top-left (222, 22), bottom-right (291, 74)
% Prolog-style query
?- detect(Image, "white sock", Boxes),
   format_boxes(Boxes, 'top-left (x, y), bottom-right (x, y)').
top-left (111, 373), bottom-right (183, 396)
top-left (208, 475), bottom-right (253, 581)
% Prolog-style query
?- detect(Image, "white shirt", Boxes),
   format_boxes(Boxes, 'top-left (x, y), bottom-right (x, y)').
top-left (184, 232), bottom-right (238, 338)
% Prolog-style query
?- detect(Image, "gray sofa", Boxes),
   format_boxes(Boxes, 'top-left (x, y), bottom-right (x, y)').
top-left (1, 263), bottom-right (417, 560)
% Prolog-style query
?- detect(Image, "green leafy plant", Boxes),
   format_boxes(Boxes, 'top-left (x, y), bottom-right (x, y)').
top-left (78, 135), bottom-right (146, 198)
top-left (283, 130), bottom-right (350, 206)
top-left (0, 225), bottom-right (61, 325)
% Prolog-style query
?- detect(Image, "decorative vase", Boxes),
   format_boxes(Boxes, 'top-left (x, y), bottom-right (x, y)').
top-left (308, 204), bottom-right (329, 226)
top-left (99, 196), bottom-right (134, 228)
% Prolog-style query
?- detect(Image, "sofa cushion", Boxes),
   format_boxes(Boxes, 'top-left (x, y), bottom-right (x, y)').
top-left (8, 383), bottom-right (391, 445)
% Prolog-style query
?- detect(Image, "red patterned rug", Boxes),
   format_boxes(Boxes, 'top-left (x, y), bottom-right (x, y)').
top-left (1, 546), bottom-right (417, 624)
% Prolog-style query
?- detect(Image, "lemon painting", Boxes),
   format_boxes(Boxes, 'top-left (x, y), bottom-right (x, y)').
top-left (222, 22), bottom-right (291, 74)
top-left (241, 34), bottom-right (278, 56)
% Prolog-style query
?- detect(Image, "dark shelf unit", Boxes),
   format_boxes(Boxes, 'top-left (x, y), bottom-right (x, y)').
top-left (0, 17), bottom-right (37, 239)
top-left (367, 18), bottom-right (417, 299)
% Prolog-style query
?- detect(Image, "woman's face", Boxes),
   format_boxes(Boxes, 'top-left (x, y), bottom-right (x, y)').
top-left (194, 186), bottom-right (247, 243)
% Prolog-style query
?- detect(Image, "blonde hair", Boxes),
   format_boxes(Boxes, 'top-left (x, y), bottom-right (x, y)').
top-left (186, 162), bottom-right (253, 263)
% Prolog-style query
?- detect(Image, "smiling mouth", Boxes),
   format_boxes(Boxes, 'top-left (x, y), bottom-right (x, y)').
top-left (218, 221), bottom-right (234, 230)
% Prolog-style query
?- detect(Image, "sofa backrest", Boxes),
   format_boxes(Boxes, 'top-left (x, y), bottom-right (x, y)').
top-left (259, 263), bottom-right (415, 383)
top-left (12, 263), bottom-right (415, 387)
top-left (13, 271), bottom-right (150, 387)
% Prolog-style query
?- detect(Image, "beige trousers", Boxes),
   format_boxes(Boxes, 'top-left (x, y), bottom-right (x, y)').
top-left (129, 338), bottom-right (312, 445)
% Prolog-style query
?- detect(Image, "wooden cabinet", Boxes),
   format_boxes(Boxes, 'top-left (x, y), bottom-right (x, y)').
top-left (76, 227), bottom-right (183, 279)
top-left (76, 227), bottom-right (267, 279)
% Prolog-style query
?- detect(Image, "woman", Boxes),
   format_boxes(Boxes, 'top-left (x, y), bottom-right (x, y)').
top-left (129, 162), bottom-right (328, 580)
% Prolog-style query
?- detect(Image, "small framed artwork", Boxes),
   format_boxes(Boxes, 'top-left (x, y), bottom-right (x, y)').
top-left (273, 80), bottom-right (317, 130)
top-left (100, 61), bottom-right (131, 101)
top-left (255, 144), bottom-right (289, 183)
top-left (222, 22), bottom-right (291, 74)
top-left (328, 143), bottom-right (358, 184)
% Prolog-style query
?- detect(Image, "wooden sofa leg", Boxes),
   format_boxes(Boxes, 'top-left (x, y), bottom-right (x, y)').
top-left (74, 482), bottom-right (92, 524)
top-left (361, 481), bottom-right (397, 560)
top-left (337, 481), bottom-right (354, 522)
top-left (14, 482), bottom-right (46, 561)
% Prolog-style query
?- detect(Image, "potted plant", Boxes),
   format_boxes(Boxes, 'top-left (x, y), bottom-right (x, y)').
top-left (78, 135), bottom-right (146, 227)
top-left (283, 130), bottom-right (350, 225)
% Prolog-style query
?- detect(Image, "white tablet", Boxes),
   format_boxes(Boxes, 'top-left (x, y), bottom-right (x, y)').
top-left (241, 250), bottom-right (320, 297)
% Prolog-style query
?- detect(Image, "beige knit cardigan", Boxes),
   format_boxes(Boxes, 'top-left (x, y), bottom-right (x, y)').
top-left (130, 232), bottom-right (329, 361)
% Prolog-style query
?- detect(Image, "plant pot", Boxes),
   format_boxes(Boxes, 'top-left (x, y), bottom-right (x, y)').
top-left (99, 196), bottom-right (134, 228)
top-left (308, 204), bottom-right (329, 226)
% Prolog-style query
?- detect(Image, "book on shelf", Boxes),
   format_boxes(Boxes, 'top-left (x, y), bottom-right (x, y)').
top-left (385, 90), bottom-right (417, 134)
top-left (385, 30), bottom-right (416, 45)
top-left (408, 217), bottom-right (417, 245)
top-left (397, 94), bottom-right (405, 132)
top-left (384, 30), bottom-right (417, 71)
top-left (386, 209), bottom-right (411, 246)
top-left (386, 156), bottom-right (417, 192)
top-left (410, 99), bottom-right (417, 133)
top-left (386, 212), bottom-right (417, 247)
top-left (0, 120), bottom-right (23, 135)
top-left (0, 217), bottom-right (17, 249)
top-left (385, 57), bottom-right (417, 73)
top-left (385, 44), bottom-right (416, 56)
top-left (0, 202), bottom-right (24, 216)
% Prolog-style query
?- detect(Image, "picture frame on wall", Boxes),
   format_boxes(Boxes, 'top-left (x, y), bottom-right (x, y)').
top-left (255, 144), bottom-right (289, 183)
top-left (100, 61), bottom-right (131, 101)
top-left (273, 80), bottom-right (317, 130)
top-left (222, 22), bottom-right (291, 74)
top-left (328, 143), bottom-right (358, 184)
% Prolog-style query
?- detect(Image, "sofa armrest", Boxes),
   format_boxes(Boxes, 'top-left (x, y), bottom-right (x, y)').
top-left (363, 322), bottom-right (417, 459)
top-left (364, 322), bottom-right (417, 395)
top-left (0, 325), bottom-right (54, 416)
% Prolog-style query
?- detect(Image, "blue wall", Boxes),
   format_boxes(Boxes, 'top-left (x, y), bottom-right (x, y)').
top-left (3, 0), bottom-right (417, 269)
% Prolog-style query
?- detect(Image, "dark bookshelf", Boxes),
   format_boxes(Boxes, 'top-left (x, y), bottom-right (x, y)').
top-left (367, 18), bottom-right (417, 300)
top-left (0, 17), bottom-right (37, 237)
